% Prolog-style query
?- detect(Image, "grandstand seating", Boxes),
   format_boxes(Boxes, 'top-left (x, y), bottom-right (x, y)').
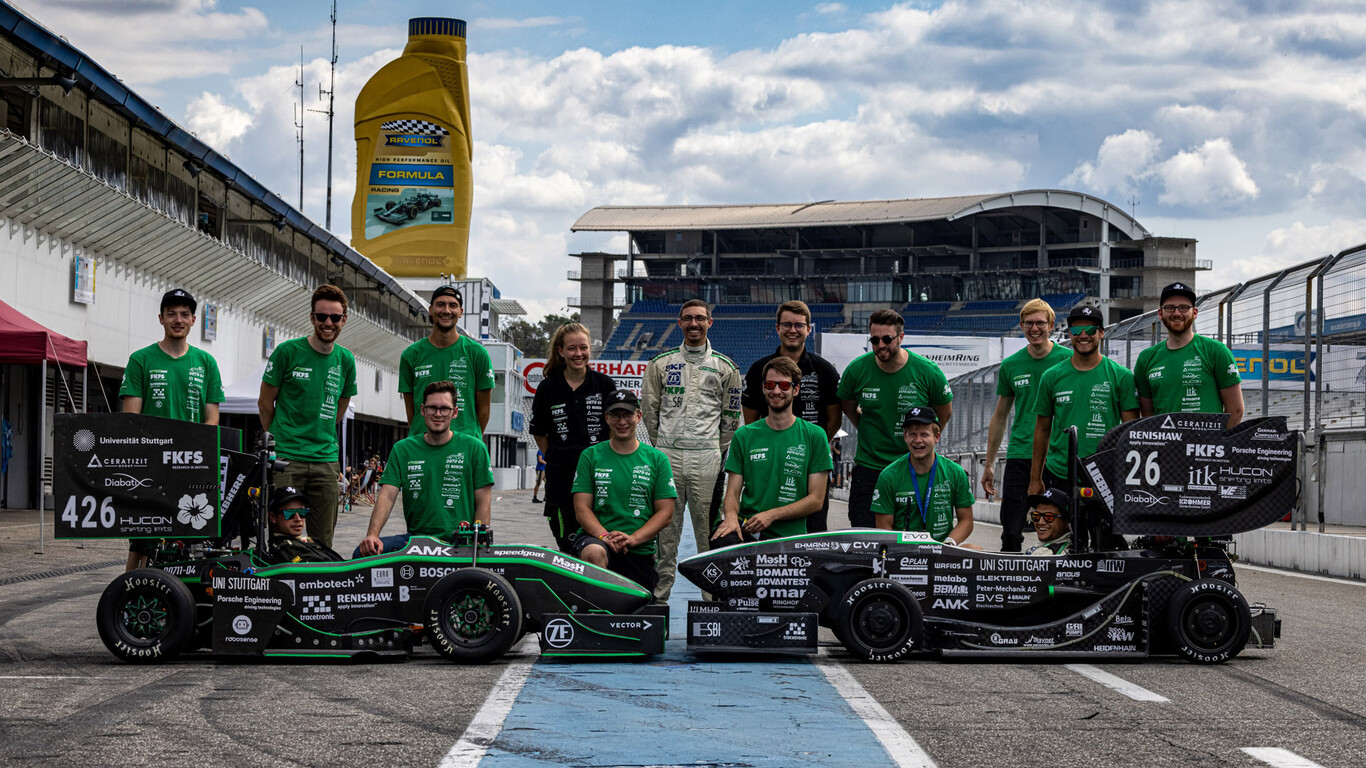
top-left (1039, 292), bottom-right (1085, 313)
top-left (960, 299), bottom-right (1019, 313)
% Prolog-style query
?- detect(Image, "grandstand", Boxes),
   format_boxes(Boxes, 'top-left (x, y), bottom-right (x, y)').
top-left (570, 191), bottom-right (1209, 373)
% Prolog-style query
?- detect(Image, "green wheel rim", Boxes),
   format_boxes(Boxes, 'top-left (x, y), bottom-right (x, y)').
top-left (449, 592), bottom-right (495, 640)
top-left (120, 593), bottom-right (170, 640)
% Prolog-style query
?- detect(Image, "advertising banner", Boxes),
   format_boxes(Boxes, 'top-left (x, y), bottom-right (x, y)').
top-left (521, 358), bottom-right (647, 396)
top-left (820, 334), bottom-right (1012, 377)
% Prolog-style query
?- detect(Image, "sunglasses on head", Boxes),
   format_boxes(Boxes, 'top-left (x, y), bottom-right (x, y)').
top-left (1069, 325), bottom-right (1100, 337)
top-left (313, 312), bottom-right (345, 324)
top-left (1030, 510), bottom-right (1061, 523)
top-left (762, 380), bottom-right (796, 391)
top-left (868, 335), bottom-right (899, 346)
top-left (278, 507), bottom-right (310, 519)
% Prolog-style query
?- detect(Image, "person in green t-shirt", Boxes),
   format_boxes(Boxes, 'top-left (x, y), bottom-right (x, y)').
top-left (357, 380), bottom-right (494, 556)
top-left (259, 284), bottom-right (359, 550)
top-left (714, 356), bottom-right (832, 543)
top-left (872, 407), bottom-right (975, 544)
top-left (120, 288), bottom-right (225, 571)
top-left (1030, 305), bottom-right (1140, 497)
top-left (399, 285), bottom-right (493, 439)
top-left (837, 308), bottom-right (953, 528)
top-left (982, 298), bottom-right (1072, 552)
top-left (571, 390), bottom-right (677, 591)
top-left (1134, 282), bottom-right (1244, 425)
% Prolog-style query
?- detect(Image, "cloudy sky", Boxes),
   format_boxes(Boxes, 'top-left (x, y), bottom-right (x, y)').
top-left (16, 0), bottom-right (1366, 319)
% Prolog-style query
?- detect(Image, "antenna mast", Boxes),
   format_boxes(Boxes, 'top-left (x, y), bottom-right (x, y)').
top-left (310, 1), bottom-right (338, 229)
top-left (294, 47), bottom-right (305, 211)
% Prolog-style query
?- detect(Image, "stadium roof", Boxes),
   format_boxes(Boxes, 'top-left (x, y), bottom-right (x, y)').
top-left (572, 189), bottom-right (1150, 239)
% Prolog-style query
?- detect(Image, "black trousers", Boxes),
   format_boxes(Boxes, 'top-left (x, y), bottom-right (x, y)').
top-left (998, 458), bottom-right (1033, 552)
top-left (848, 464), bottom-right (882, 528)
top-left (544, 465), bottom-right (579, 553)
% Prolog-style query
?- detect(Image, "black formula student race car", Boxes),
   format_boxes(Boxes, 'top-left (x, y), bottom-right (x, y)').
top-left (55, 413), bottom-right (665, 665)
top-left (679, 414), bottom-right (1291, 664)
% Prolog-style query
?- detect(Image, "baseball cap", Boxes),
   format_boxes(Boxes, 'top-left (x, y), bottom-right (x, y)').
top-left (605, 390), bottom-right (640, 413)
top-left (901, 406), bottom-right (938, 428)
top-left (432, 285), bottom-right (463, 305)
top-left (161, 288), bottom-right (197, 313)
top-left (1160, 282), bottom-right (1197, 305)
top-left (270, 486), bottom-right (308, 513)
top-left (1067, 305), bottom-right (1102, 325)
top-left (1027, 487), bottom-right (1071, 517)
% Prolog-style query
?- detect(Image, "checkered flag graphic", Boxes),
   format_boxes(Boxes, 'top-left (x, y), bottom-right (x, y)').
top-left (381, 119), bottom-right (449, 136)
top-left (302, 594), bottom-right (330, 614)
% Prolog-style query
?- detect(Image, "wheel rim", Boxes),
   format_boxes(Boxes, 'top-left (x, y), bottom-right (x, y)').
top-left (120, 592), bottom-right (170, 641)
top-left (1182, 598), bottom-right (1233, 649)
top-left (448, 591), bottom-right (496, 641)
top-left (854, 597), bottom-right (906, 649)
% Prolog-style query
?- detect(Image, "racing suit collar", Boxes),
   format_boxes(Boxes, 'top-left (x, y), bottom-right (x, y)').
top-left (682, 340), bottom-right (711, 359)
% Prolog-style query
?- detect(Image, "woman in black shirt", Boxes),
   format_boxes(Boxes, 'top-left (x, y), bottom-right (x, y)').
top-left (529, 323), bottom-right (616, 551)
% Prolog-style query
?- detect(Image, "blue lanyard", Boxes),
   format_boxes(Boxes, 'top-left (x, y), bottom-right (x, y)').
top-left (906, 456), bottom-right (938, 531)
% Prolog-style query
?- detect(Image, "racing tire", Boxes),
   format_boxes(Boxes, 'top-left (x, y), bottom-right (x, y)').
top-left (835, 578), bottom-right (923, 663)
top-left (425, 569), bottom-right (524, 664)
top-left (1165, 579), bottom-right (1252, 664)
top-left (96, 569), bottom-right (196, 664)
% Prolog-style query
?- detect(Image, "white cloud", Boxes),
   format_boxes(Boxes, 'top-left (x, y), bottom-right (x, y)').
top-left (1156, 138), bottom-right (1260, 206)
top-left (814, 3), bottom-right (847, 14)
top-left (1063, 129), bottom-right (1162, 196)
top-left (184, 92), bottom-right (252, 148)
top-left (473, 16), bottom-right (573, 31)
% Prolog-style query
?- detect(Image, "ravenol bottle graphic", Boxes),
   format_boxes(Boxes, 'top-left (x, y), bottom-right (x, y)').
top-left (352, 17), bottom-right (473, 278)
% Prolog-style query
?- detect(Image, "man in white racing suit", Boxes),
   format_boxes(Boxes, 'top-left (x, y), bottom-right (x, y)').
top-left (642, 299), bottom-right (743, 601)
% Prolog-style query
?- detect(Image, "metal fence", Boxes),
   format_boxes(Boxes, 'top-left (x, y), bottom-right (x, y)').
top-left (937, 241), bottom-right (1366, 530)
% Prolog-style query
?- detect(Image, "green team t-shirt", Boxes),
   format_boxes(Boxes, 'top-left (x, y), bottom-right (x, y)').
top-left (1033, 356), bottom-right (1139, 478)
top-left (380, 433), bottom-right (494, 538)
top-left (571, 442), bottom-right (678, 555)
top-left (119, 344), bottom-right (224, 423)
top-left (870, 454), bottom-right (974, 540)
top-left (724, 418), bottom-right (834, 539)
top-left (399, 334), bottom-right (494, 439)
top-left (1133, 334), bottom-right (1241, 415)
top-left (995, 343), bottom-right (1072, 460)
top-left (836, 350), bottom-right (952, 470)
top-left (262, 337), bottom-right (358, 463)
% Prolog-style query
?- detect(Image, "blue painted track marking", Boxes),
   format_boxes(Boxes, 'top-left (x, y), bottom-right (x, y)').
top-left (473, 515), bottom-right (910, 767)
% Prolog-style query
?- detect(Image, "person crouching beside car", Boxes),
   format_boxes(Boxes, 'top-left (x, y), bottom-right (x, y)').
top-left (266, 487), bottom-right (343, 564)
top-left (1024, 487), bottom-right (1072, 556)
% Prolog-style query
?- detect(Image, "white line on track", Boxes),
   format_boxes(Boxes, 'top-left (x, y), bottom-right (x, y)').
top-left (1064, 663), bottom-right (1169, 702)
top-left (438, 637), bottom-right (538, 768)
top-left (1237, 563), bottom-right (1366, 587)
top-left (1242, 747), bottom-right (1328, 767)
top-left (0, 675), bottom-right (104, 680)
top-left (814, 650), bottom-right (939, 768)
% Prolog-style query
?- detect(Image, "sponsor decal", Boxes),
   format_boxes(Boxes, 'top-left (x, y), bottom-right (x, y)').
top-left (898, 557), bottom-right (929, 569)
top-left (891, 574), bottom-right (928, 586)
top-left (1179, 496), bottom-right (1212, 508)
top-left (1106, 627), bottom-right (1136, 642)
top-left (934, 584), bottom-right (968, 596)
top-left (552, 555), bottom-right (587, 575)
top-left (729, 597), bottom-right (760, 609)
top-left (1220, 485), bottom-right (1247, 499)
top-left (1123, 490), bottom-right (1169, 508)
top-left (1186, 444), bottom-right (1225, 458)
top-left (544, 618), bottom-right (575, 648)
top-left (756, 586), bottom-right (803, 599)
top-left (756, 553), bottom-right (787, 566)
top-left (400, 565), bottom-right (414, 580)
top-left (231, 615), bottom-right (253, 635)
top-left (1113, 615), bottom-right (1135, 626)
top-left (932, 598), bottom-right (968, 610)
top-left (790, 556), bottom-right (813, 569)
top-left (989, 632), bottom-right (1020, 646)
top-left (1057, 559), bottom-right (1093, 569)
top-left (1065, 622), bottom-right (1084, 636)
top-left (162, 450), bottom-right (206, 465)
top-left (703, 563), bottom-right (723, 583)
top-left (371, 568), bottom-right (394, 587)
top-left (299, 576), bottom-right (362, 590)
top-left (1096, 560), bottom-right (1126, 574)
top-left (408, 544), bottom-right (453, 557)
top-left (729, 557), bottom-right (753, 575)
top-left (694, 621), bottom-right (722, 638)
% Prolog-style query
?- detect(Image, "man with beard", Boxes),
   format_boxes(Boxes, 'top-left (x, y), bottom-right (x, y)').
top-left (399, 285), bottom-right (492, 439)
top-left (982, 298), bottom-right (1071, 552)
top-left (1029, 305), bottom-right (1139, 497)
top-left (642, 299), bottom-right (742, 601)
top-left (120, 288), bottom-right (224, 570)
top-left (872, 407), bottom-right (974, 544)
top-left (1134, 282), bottom-right (1243, 425)
top-left (715, 357), bottom-right (832, 544)
top-left (838, 309), bottom-right (953, 528)
top-left (259, 284), bottom-right (358, 549)
top-left (741, 300), bottom-right (841, 532)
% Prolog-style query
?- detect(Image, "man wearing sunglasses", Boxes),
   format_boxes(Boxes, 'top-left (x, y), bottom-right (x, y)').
top-left (982, 298), bottom-right (1071, 552)
top-left (715, 357), bottom-right (832, 544)
top-left (358, 380), bottom-right (494, 556)
top-left (1023, 487), bottom-right (1071, 556)
top-left (872, 407), bottom-right (974, 545)
top-left (1133, 282), bottom-right (1243, 426)
top-left (741, 300), bottom-right (841, 533)
top-left (399, 285), bottom-right (493, 439)
top-left (1029, 305), bottom-right (1139, 498)
top-left (266, 487), bottom-right (344, 564)
top-left (838, 309), bottom-right (952, 528)
top-left (259, 284), bottom-right (358, 550)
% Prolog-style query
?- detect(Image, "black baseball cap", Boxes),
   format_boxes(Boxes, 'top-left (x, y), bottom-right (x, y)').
top-left (901, 406), bottom-right (938, 428)
top-left (432, 285), bottom-right (463, 305)
top-left (1160, 282), bottom-right (1197, 304)
top-left (1067, 305), bottom-right (1102, 325)
top-left (270, 486), bottom-right (308, 513)
top-left (1027, 487), bottom-right (1071, 517)
top-left (161, 288), bottom-right (197, 313)
top-left (605, 390), bottom-right (640, 413)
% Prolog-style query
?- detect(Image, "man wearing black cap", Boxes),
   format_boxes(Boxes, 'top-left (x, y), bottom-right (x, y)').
top-left (1023, 488), bottom-right (1071, 556)
top-left (399, 285), bottom-right (492, 439)
top-left (120, 288), bottom-right (224, 570)
top-left (265, 487), bottom-right (344, 564)
top-left (1133, 282), bottom-right (1243, 426)
top-left (1029, 305), bottom-right (1139, 496)
top-left (571, 390), bottom-right (678, 590)
top-left (871, 407), bottom-right (975, 545)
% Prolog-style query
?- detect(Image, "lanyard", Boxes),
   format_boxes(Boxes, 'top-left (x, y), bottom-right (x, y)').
top-left (906, 456), bottom-right (938, 532)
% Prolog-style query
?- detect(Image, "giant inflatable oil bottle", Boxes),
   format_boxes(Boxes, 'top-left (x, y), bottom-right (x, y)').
top-left (351, 17), bottom-right (472, 278)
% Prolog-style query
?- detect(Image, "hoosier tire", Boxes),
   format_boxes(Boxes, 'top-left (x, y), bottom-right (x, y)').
top-left (1166, 579), bottom-right (1252, 664)
top-left (836, 578), bottom-right (923, 663)
top-left (96, 569), bottom-right (196, 664)
top-left (424, 569), bottom-right (524, 664)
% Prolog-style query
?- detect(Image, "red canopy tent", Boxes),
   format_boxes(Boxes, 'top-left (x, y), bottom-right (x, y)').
top-left (0, 300), bottom-right (88, 552)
